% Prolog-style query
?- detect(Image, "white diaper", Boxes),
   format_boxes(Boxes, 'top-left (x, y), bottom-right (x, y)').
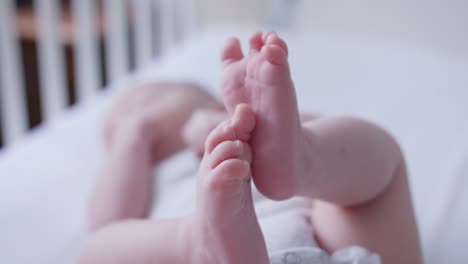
top-left (150, 150), bottom-right (381, 264)
top-left (269, 247), bottom-right (380, 264)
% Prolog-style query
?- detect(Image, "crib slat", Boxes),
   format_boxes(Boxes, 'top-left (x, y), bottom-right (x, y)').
top-left (72, 0), bottom-right (100, 103)
top-left (158, 0), bottom-right (176, 53)
top-left (0, 0), bottom-right (27, 145)
top-left (103, 0), bottom-right (129, 84)
top-left (34, 0), bottom-right (67, 121)
top-left (133, 0), bottom-right (153, 68)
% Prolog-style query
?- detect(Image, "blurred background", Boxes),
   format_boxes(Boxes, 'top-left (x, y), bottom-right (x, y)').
top-left (1, 1), bottom-right (468, 263)
top-left (1, 0), bottom-right (467, 149)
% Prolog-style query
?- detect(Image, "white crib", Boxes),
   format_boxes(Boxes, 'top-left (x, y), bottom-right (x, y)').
top-left (0, 0), bottom-right (198, 148)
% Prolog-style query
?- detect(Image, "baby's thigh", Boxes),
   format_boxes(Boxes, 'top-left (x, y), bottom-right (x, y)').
top-left (311, 164), bottom-right (422, 264)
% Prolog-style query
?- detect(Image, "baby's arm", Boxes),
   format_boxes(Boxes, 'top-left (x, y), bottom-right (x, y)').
top-left (79, 105), bottom-right (267, 264)
top-left (88, 121), bottom-right (154, 231)
top-left (79, 218), bottom-right (192, 264)
top-left (89, 82), bottom-right (216, 231)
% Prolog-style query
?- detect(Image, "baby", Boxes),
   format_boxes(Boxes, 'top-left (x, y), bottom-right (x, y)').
top-left (78, 32), bottom-right (422, 263)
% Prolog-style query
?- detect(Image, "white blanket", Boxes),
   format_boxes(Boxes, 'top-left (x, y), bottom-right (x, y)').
top-left (1, 27), bottom-right (467, 263)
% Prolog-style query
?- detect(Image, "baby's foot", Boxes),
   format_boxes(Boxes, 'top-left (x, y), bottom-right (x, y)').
top-left (220, 32), bottom-right (309, 200)
top-left (190, 104), bottom-right (269, 264)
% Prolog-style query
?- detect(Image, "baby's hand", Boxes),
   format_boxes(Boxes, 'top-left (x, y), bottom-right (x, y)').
top-left (182, 107), bottom-right (229, 157)
top-left (103, 82), bottom-right (215, 163)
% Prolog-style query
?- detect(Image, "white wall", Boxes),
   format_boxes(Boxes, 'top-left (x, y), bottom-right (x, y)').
top-left (295, 0), bottom-right (468, 55)
top-left (196, 0), bottom-right (268, 27)
top-left (195, 0), bottom-right (468, 55)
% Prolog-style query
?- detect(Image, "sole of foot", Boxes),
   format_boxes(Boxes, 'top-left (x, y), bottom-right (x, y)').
top-left (220, 32), bottom-right (309, 200)
top-left (190, 104), bottom-right (269, 264)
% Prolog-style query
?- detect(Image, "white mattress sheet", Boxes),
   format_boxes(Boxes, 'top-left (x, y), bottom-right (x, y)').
top-left (1, 28), bottom-right (467, 263)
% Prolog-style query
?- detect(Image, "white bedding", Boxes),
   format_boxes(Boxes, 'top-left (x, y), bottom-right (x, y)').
top-left (1, 28), bottom-right (467, 263)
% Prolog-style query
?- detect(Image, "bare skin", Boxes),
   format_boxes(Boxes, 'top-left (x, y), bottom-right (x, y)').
top-left (219, 31), bottom-right (422, 263)
top-left (89, 82), bottom-right (216, 230)
top-left (79, 105), bottom-right (269, 264)
top-left (79, 32), bottom-right (422, 263)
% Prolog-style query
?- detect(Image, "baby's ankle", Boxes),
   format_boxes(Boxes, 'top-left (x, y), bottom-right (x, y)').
top-left (183, 216), bottom-right (216, 264)
top-left (168, 216), bottom-right (201, 264)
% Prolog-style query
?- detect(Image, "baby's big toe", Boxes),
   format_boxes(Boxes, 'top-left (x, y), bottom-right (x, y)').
top-left (262, 32), bottom-right (288, 55)
top-left (261, 45), bottom-right (288, 66)
top-left (260, 33), bottom-right (288, 66)
top-left (221, 37), bottom-right (244, 66)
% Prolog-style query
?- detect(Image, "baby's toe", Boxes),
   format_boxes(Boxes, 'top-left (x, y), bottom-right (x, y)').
top-left (221, 37), bottom-right (244, 66)
top-left (262, 32), bottom-right (288, 56)
top-left (207, 140), bottom-right (252, 169)
top-left (231, 103), bottom-right (256, 137)
top-left (261, 43), bottom-right (288, 66)
top-left (204, 104), bottom-right (255, 153)
top-left (249, 31), bottom-right (264, 53)
top-left (205, 159), bottom-right (251, 191)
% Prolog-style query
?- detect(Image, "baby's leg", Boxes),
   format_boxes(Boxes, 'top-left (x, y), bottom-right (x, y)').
top-left (301, 117), bottom-right (422, 263)
top-left (220, 32), bottom-right (422, 263)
